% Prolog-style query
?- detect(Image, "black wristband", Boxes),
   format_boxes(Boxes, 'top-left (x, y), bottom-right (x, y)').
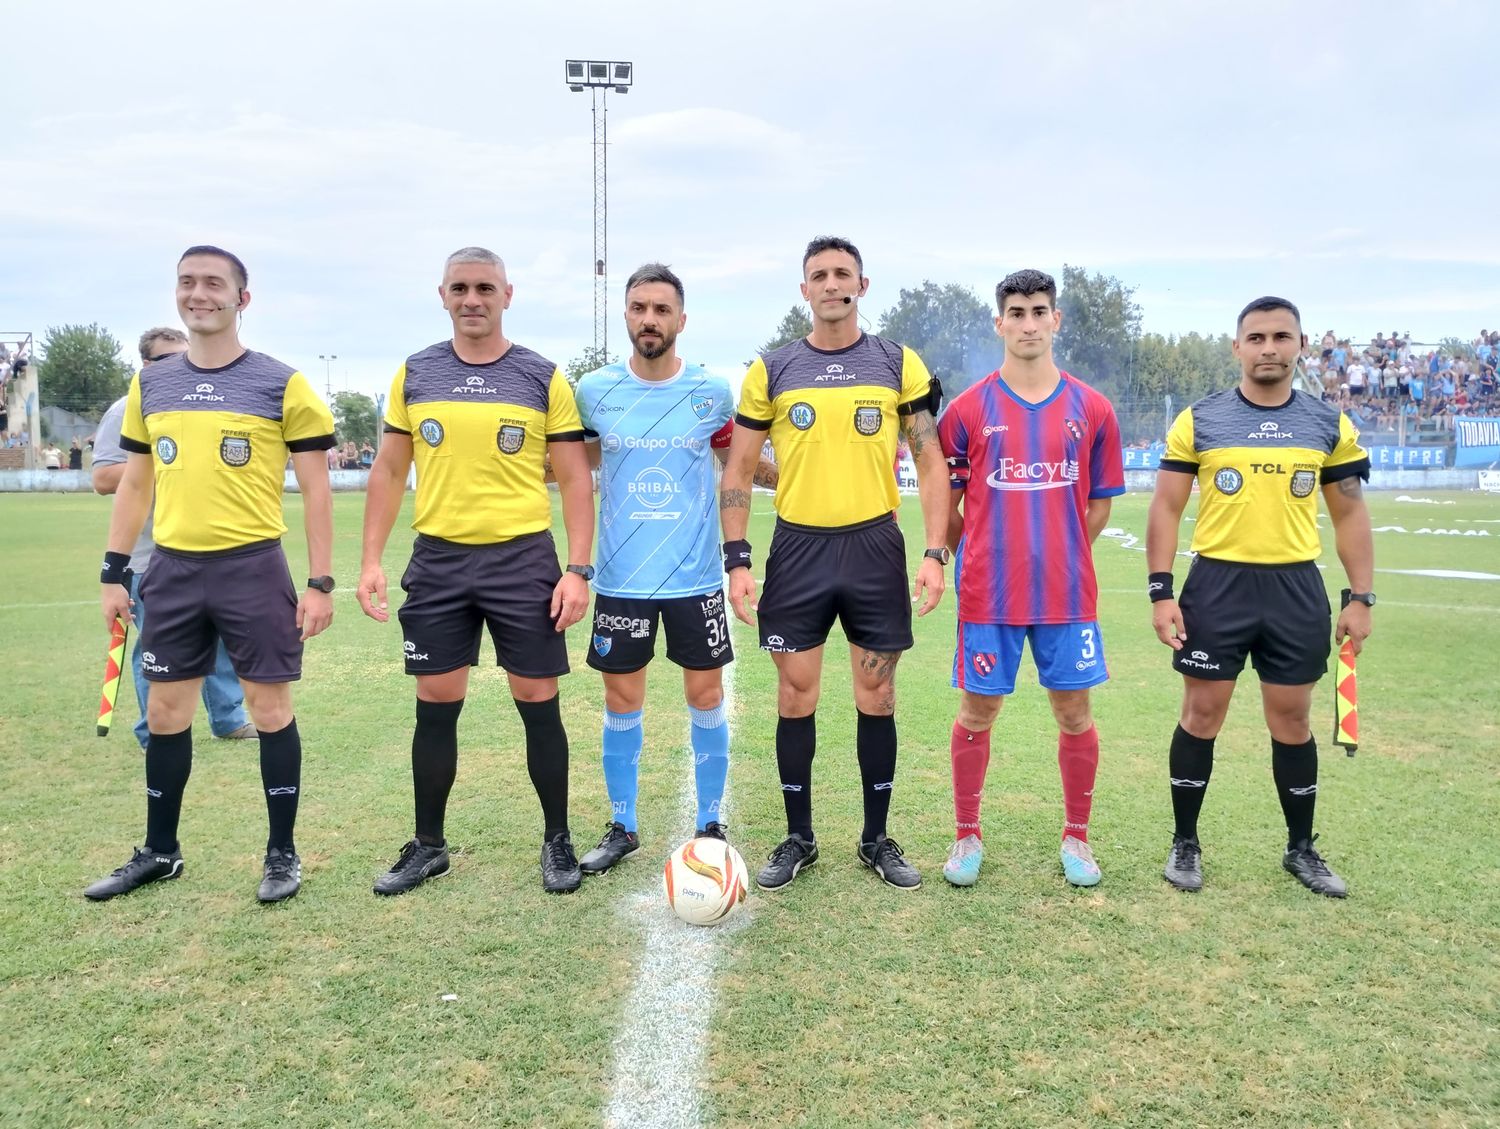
top-left (101, 551), bottom-right (132, 588)
top-left (1148, 572), bottom-right (1174, 603)
top-left (723, 539), bottom-right (752, 572)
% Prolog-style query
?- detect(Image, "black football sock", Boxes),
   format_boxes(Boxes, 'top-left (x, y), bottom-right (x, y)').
top-left (775, 713), bottom-right (816, 840)
top-left (1169, 724), bottom-right (1215, 841)
top-left (413, 698), bottom-right (463, 846)
top-left (144, 725), bottom-right (193, 854)
top-left (516, 696), bottom-right (569, 839)
top-left (258, 718), bottom-right (302, 854)
top-left (1272, 736), bottom-right (1319, 848)
top-left (856, 710), bottom-right (898, 844)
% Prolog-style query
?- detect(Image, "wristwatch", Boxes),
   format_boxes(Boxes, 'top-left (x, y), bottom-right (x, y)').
top-left (307, 575), bottom-right (336, 593)
top-left (1347, 591), bottom-right (1376, 607)
top-left (566, 564), bottom-right (595, 581)
top-left (923, 547), bottom-right (951, 566)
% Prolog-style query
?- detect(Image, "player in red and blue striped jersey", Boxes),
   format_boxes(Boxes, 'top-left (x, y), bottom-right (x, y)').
top-left (936, 269), bottom-right (1125, 889)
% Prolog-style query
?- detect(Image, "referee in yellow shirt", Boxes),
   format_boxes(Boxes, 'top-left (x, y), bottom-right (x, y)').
top-left (1147, 296), bottom-right (1374, 898)
top-left (720, 236), bottom-right (951, 891)
top-left (90, 245), bottom-right (337, 905)
top-left (358, 247), bottom-right (594, 896)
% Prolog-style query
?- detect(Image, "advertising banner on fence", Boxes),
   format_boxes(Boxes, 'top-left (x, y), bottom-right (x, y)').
top-left (1454, 417), bottom-right (1500, 468)
top-left (1367, 446), bottom-right (1448, 468)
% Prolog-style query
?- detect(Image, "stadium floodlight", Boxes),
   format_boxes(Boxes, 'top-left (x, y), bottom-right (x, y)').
top-left (564, 59), bottom-right (635, 360)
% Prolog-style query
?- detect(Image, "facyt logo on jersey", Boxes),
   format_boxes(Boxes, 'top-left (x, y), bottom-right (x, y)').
top-left (1248, 419), bottom-right (1295, 440)
top-left (181, 381), bottom-right (225, 403)
top-left (691, 394), bottom-right (714, 420)
top-left (156, 436), bottom-right (178, 464)
top-left (815, 363), bottom-right (856, 382)
top-left (452, 375), bottom-right (498, 395)
top-left (985, 457), bottom-right (1079, 491)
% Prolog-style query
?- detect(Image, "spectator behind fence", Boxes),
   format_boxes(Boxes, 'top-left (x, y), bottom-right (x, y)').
top-left (69, 437), bottom-right (84, 470)
top-left (91, 325), bottom-right (256, 750)
top-left (43, 441), bottom-right (63, 469)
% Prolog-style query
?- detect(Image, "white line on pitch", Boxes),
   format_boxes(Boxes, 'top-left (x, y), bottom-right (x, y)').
top-left (602, 649), bottom-right (746, 1129)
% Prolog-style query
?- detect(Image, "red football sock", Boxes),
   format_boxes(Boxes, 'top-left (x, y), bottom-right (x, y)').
top-left (1058, 726), bottom-right (1099, 843)
top-left (950, 721), bottom-right (991, 841)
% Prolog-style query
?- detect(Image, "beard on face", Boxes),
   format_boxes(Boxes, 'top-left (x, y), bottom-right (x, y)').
top-left (631, 325), bottom-right (675, 360)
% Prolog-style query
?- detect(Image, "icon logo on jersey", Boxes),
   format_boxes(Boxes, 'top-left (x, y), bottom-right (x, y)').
top-left (182, 382), bottom-right (225, 403)
top-left (593, 635), bottom-right (613, 657)
top-left (1064, 418), bottom-right (1085, 441)
top-left (497, 425), bottom-right (525, 454)
top-left (691, 394), bottom-right (714, 420)
top-left (156, 436), bottom-right (178, 464)
top-left (972, 652), bottom-right (996, 677)
top-left (601, 433), bottom-right (622, 453)
top-left (1249, 419), bottom-right (1295, 440)
top-left (1290, 469), bottom-right (1317, 497)
top-left (419, 419), bottom-right (444, 447)
top-left (816, 363), bottom-right (856, 383)
top-left (220, 437), bottom-right (251, 467)
top-left (628, 467), bottom-right (681, 517)
top-left (788, 402), bottom-right (816, 430)
top-left (981, 424), bottom-right (1009, 436)
top-left (854, 406), bottom-right (882, 436)
top-left (1213, 467), bottom-right (1243, 495)
top-left (984, 457), bottom-right (1079, 491)
top-left (452, 375), bottom-right (498, 395)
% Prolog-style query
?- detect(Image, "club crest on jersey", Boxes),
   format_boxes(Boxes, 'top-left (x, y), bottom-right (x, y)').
top-left (419, 419), bottom-right (444, 447)
top-left (973, 652), bottom-right (997, 677)
top-left (854, 406), bottom-right (882, 436)
top-left (1290, 469), bottom-right (1317, 497)
top-left (497, 425), bottom-right (526, 454)
top-left (219, 437), bottom-right (251, 467)
top-left (1064, 418), bottom-right (1085, 440)
top-left (593, 635), bottom-right (613, 657)
top-left (691, 394), bottom-right (714, 420)
top-left (155, 436), bottom-right (178, 464)
top-left (788, 402), bottom-right (816, 430)
top-left (1214, 467), bottom-right (1243, 495)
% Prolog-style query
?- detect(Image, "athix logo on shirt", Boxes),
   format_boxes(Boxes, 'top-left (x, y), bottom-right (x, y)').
top-left (451, 375), bottom-right (498, 395)
top-left (141, 651), bottom-right (170, 674)
top-left (815, 363), bottom-right (856, 382)
top-left (403, 640), bottom-right (430, 661)
top-left (181, 382), bottom-right (225, 403)
top-left (985, 457), bottom-right (1080, 491)
top-left (1248, 419), bottom-right (1295, 439)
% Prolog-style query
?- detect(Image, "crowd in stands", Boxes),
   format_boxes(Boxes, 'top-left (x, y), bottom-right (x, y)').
top-left (1307, 328), bottom-right (1500, 437)
top-left (326, 440), bottom-right (376, 470)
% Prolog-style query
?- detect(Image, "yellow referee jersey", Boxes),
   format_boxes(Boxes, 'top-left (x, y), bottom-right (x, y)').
top-left (736, 333), bottom-right (931, 527)
top-left (119, 351), bottom-right (335, 552)
top-left (1160, 387), bottom-right (1369, 564)
top-left (385, 341), bottom-right (584, 544)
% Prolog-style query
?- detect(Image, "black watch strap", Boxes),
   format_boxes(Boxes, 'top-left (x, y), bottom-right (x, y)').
top-left (307, 575), bottom-right (335, 593)
top-left (567, 564), bottom-right (595, 581)
top-left (923, 547), bottom-right (951, 566)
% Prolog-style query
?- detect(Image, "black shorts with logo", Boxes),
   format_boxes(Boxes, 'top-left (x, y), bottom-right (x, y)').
top-left (758, 514), bottom-right (913, 653)
top-left (1174, 556), bottom-right (1331, 685)
top-left (397, 532), bottom-right (569, 678)
top-left (138, 539), bottom-right (300, 683)
top-left (586, 590), bottom-right (733, 673)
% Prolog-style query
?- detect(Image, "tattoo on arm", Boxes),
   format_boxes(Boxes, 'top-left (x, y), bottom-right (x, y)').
top-left (902, 410), bottom-right (938, 459)
top-left (719, 488), bottom-right (750, 513)
top-left (1336, 476), bottom-right (1363, 498)
top-left (751, 460), bottom-right (779, 490)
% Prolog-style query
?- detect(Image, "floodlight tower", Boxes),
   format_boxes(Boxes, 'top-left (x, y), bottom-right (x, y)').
top-left (565, 59), bottom-right (633, 361)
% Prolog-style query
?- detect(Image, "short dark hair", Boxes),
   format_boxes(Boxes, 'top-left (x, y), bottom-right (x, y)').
top-left (995, 269), bottom-right (1058, 311)
top-left (179, 244), bottom-right (248, 291)
top-left (625, 262), bottom-right (685, 306)
top-left (1237, 295), bottom-right (1302, 333)
top-left (802, 235), bottom-right (863, 276)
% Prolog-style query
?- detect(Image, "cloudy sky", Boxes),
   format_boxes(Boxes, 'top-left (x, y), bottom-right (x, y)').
top-left (4, 0), bottom-right (1496, 403)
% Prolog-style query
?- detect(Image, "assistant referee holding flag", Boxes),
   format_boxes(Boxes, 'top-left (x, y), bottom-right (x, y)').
top-left (1147, 296), bottom-right (1374, 898)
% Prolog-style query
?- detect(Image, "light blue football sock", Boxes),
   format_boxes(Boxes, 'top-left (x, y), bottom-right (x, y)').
top-left (690, 701), bottom-right (730, 831)
top-left (602, 709), bottom-right (643, 833)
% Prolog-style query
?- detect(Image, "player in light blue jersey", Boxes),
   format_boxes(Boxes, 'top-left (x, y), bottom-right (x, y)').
top-left (573, 263), bottom-right (777, 874)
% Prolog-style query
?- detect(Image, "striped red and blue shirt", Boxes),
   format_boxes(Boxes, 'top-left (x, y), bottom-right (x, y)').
top-left (938, 370), bottom-right (1125, 625)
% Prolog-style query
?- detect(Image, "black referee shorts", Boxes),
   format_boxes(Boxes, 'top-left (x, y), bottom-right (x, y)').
top-left (1174, 556), bottom-right (1331, 685)
top-left (397, 532), bottom-right (569, 678)
top-left (758, 514), bottom-right (913, 654)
